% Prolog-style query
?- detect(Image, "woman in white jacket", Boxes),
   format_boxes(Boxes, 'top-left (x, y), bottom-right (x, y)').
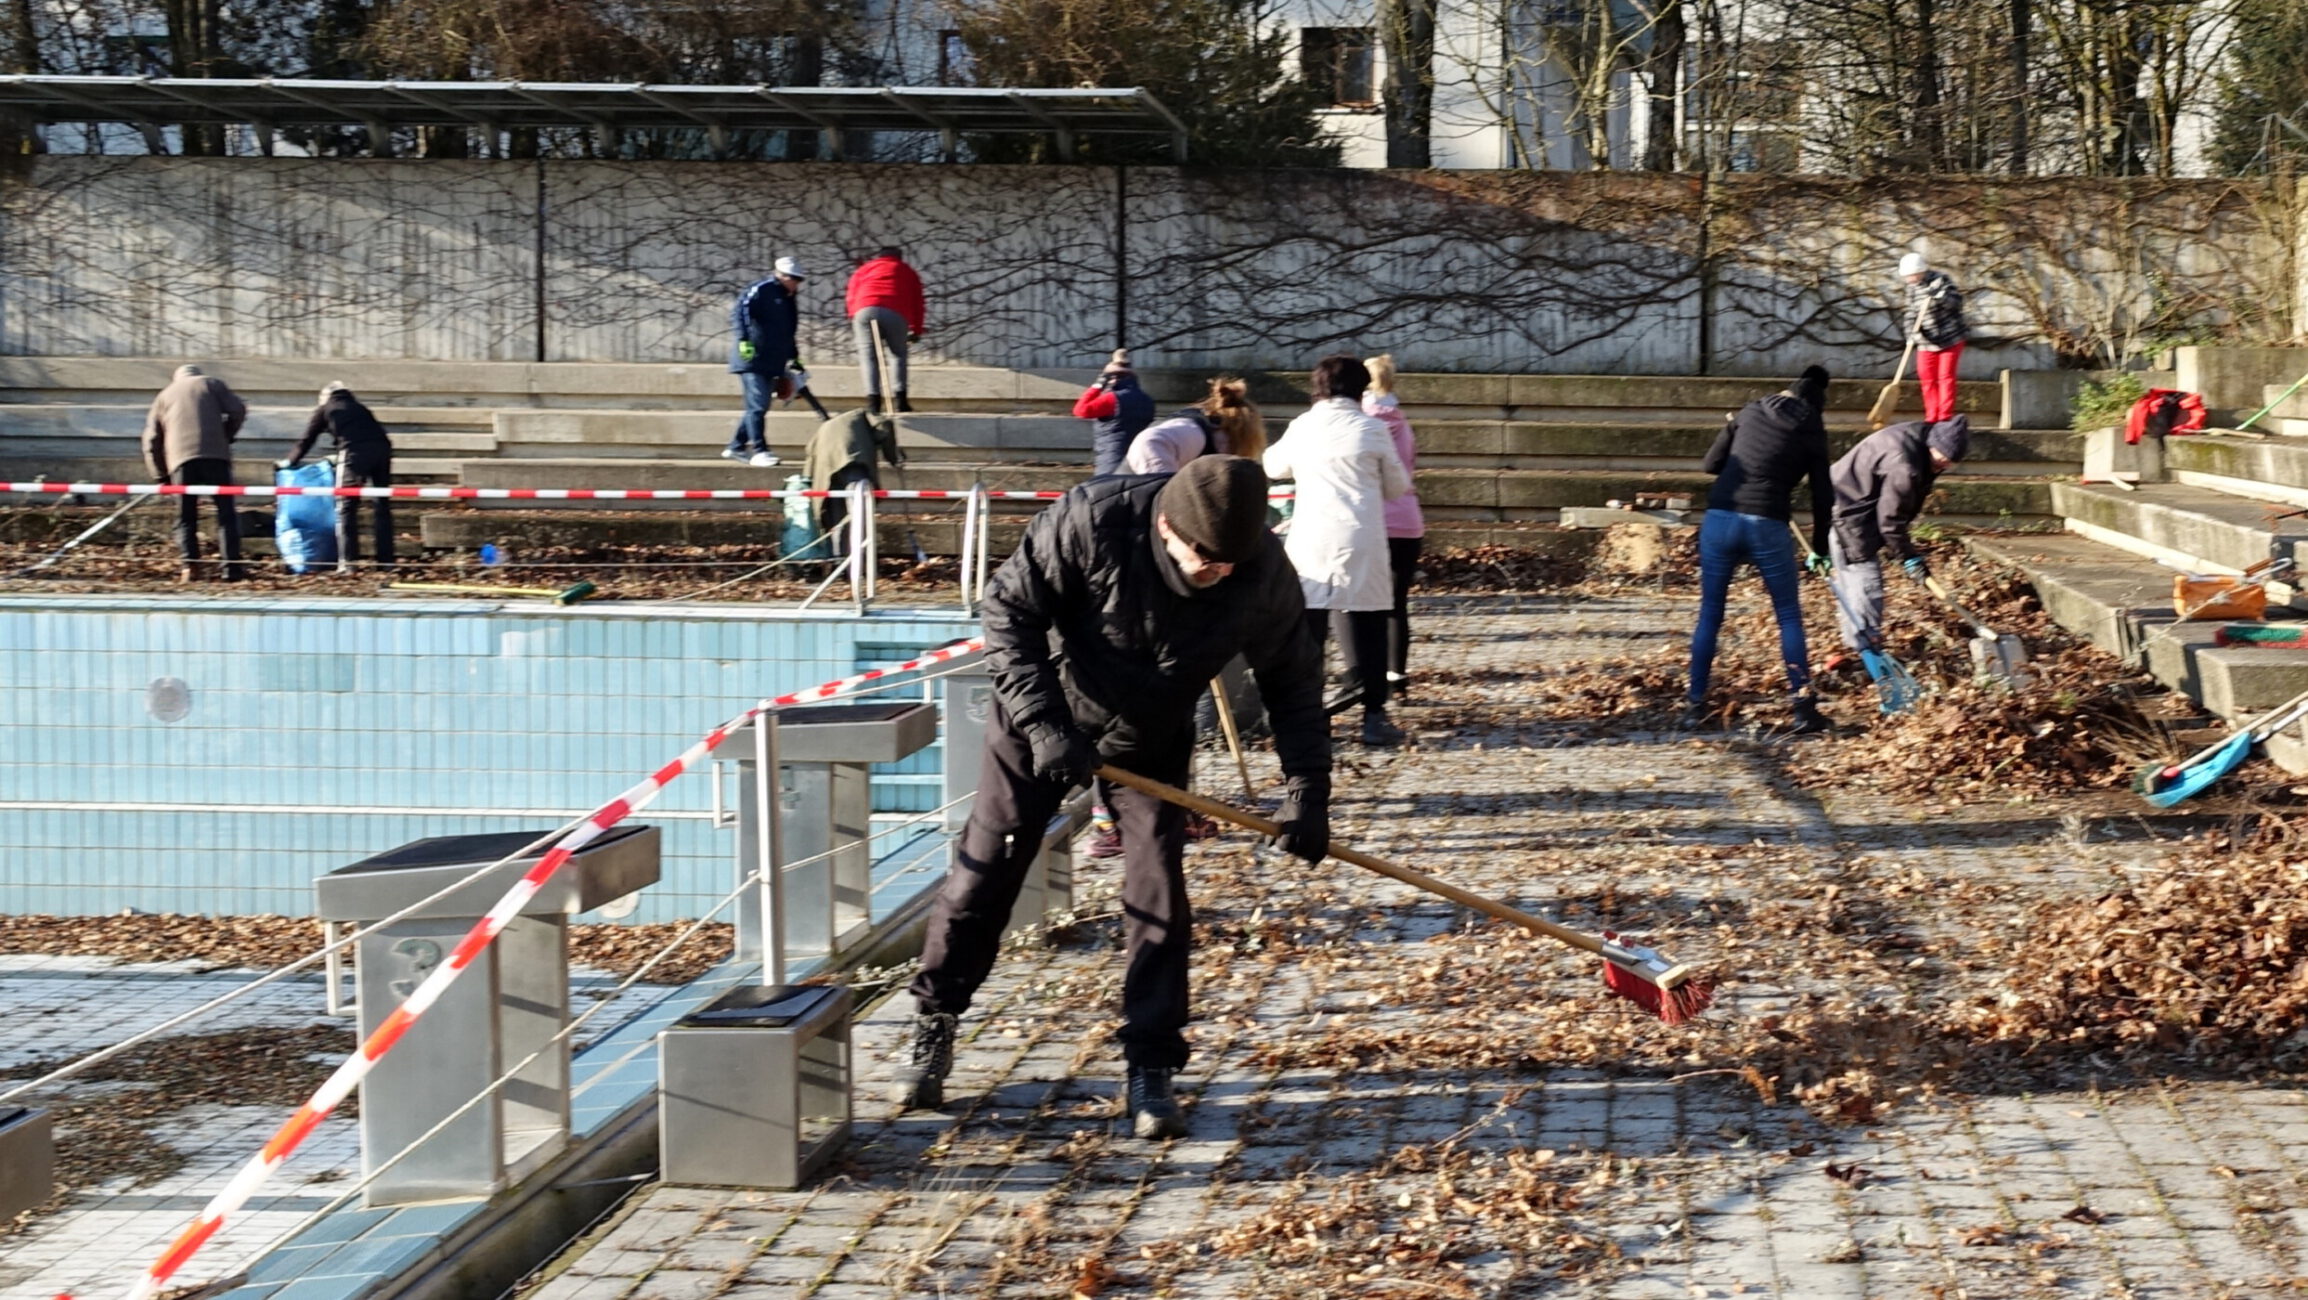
top-left (1264, 355), bottom-right (1413, 746)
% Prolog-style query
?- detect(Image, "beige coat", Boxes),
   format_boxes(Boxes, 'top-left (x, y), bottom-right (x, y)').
top-left (144, 365), bottom-right (248, 478)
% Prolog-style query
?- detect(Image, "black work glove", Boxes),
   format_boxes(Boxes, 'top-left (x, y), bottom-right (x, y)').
top-left (1267, 774), bottom-right (1331, 863)
top-left (1022, 719), bottom-right (1095, 788)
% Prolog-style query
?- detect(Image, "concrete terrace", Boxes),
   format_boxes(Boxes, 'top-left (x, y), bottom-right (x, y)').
top-left (506, 594), bottom-right (2308, 1300)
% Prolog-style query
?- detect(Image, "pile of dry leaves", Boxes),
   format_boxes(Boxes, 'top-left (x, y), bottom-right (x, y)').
top-left (1957, 844), bottom-right (2308, 1064)
top-left (0, 913), bottom-right (731, 984)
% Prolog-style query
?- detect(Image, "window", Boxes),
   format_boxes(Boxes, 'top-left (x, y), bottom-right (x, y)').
top-left (1302, 27), bottom-right (1376, 108)
top-left (937, 30), bottom-right (973, 86)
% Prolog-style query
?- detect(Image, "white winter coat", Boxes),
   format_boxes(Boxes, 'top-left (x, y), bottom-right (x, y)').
top-left (1264, 396), bottom-right (1411, 612)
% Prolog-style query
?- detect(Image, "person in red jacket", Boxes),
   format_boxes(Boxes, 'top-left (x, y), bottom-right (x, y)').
top-left (846, 247), bottom-right (926, 415)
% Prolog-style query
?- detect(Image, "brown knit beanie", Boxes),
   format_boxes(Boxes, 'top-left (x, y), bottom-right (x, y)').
top-left (1156, 455), bottom-right (1269, 564)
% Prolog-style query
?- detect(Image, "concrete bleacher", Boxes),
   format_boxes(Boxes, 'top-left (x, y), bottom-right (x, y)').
top-left (1965, 350), bottom-right (2308, 772)
top-left (0, 359), bottom-right (2055, 543)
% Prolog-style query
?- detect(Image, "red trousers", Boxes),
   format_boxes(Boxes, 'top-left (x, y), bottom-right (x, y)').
top-left (1917, 343), bottom-right (1964, 423)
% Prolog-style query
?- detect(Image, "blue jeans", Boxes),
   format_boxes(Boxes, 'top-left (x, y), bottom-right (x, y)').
top-left (1687, 510), bottom-right (1811, 703)
top-left (727, 371), bottom-right (775, 454)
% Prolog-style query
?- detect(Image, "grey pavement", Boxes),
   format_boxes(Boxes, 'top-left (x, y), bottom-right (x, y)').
top-left (523, 595), bottom-right (2308, 1299)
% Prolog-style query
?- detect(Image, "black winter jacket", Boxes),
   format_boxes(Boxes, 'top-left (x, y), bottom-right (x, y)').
top-left (1700, 393), bottom-right (1834, 557)
top-left (1829, 421), bottom-right (1939, 563)
top-left (289, 391), bottom-right (393, 467)
top-left (1906, 270), bottom-right (1967, 350)
top-left (980, 475), bottom-right (1329, 779)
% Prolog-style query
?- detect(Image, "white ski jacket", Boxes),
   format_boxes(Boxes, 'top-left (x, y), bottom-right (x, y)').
top-left (1264, 396), bottom-right (1411, 612)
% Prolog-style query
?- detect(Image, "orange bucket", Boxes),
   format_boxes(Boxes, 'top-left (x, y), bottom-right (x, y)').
top-left (2175, 574), bottom-right (2268, 620)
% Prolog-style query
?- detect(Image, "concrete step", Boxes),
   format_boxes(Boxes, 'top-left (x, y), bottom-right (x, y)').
top-left (0, 358), bottom-right (2000, 420)
top-left (451, 457), bottom-right (2052, 523)
top-left (2050, 481), bottom-right (2308, 575)
top-left (1967, 531), bottom-right (2308, 772)
top-left (488, 408), bottom-right (2076, 473)
top-left (2262, 381), bottom-right (2308, 422)
top-left (0, 455), bottom-right (462, 484)
top-left (2167, 434), bottom-right (2308, 503)
top-left (0, 403), bottom-right (497, 438)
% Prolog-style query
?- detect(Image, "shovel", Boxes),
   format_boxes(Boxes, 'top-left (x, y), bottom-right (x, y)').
top-left (1095, 764), bottom-right (1715, 1024)
top-left (1920, 575), bottom-right (2030, 687)
top-left (1792, 524), bottom-right (1923, 713)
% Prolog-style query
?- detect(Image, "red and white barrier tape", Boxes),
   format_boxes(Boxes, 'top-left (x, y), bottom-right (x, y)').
top-left (101, 635), bottom-right (987, 1300)
top-left (0, 480), bottom-right (1065, 501)
top-left (0, 481), bottom-right (1296, 501)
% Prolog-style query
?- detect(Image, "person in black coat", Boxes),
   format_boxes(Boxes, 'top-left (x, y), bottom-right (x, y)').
top-left (896, 456), bottom-right (1331, 1139)
top-left (1684, 366), bottom-right (1834, 733)
top-left (283, 383), bottom-right (395, 572)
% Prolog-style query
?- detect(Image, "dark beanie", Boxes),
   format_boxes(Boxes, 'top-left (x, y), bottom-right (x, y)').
top-left (1156, 455), bottom-right (1270, 563)
top-left (1928, 414), bottom-right (1971, 462)
top-left (1791, 365), bottom-right (1831, 413)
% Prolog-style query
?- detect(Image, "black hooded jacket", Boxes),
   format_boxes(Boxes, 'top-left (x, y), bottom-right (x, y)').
top-left (980, 474), bottom-right (1329, 779)
top-left (289, 390), bottom-right (393, 467)
top-left (1700, 392), bottom-right (1834, 557)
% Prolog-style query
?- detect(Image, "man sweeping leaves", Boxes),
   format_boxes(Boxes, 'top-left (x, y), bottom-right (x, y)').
top-left (896, 455), bottom-right (1332, 1139)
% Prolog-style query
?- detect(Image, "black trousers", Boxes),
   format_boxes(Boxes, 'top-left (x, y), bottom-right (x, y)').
top-left (911, 702), bottom-right (1195, 1068)
top-left (169, 457), bottom-right (242, 569)
top-left (1387, 536), bottom-right (1422, 678)
top-left (1315, 607), bottom-right (1391, 714)
top-left (336, 454), bottom-right (395, 568)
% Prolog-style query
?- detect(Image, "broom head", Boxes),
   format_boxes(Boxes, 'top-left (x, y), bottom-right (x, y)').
top-left (1599, 931), bottom-right (1715, 1025)
top-left (1866, 381), bottom-right (1902, 429)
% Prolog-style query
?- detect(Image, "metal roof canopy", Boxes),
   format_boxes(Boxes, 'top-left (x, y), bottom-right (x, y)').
top-left (0, 77), bottom-right (1190, 160)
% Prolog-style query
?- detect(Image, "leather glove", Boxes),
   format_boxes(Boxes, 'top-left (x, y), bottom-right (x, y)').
top-left (738, 340), bottom-right (757, 362)
top-left (1266, 774), bottom-right (1331, 863)
top-left (908, 332), bottom-right (922, 344)
top-left (1804, 551), bottom-right (1831, 578)
top-left (1903, 556), bottom-right (1931, 581)
top-left (1022, 720), bottom-right (1095, 788)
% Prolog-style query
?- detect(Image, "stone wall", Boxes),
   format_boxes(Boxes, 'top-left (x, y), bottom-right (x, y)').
top-left (0, 158), bottom-right (2294, 377)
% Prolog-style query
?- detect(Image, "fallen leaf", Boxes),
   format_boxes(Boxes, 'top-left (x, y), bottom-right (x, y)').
top-left (1069, 1256), bottom-right (1112, 1298)
top-left (1824, 1163), bottom-right (1872, 1188)
top-left (2062, 1205), bottom-right (2106, 1225)
top-left (1958, 1224), bottom-right (2007, 1247)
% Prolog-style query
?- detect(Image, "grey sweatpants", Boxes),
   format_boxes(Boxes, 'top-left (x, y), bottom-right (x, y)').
top-left (852, 305), bottom-right (909, 398)
top-left (1828, 533), bottom-right (1885, 651)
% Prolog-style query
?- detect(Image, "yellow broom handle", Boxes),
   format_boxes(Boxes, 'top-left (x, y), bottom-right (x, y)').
top-left (1093, 763), bottom-right (1607, 957)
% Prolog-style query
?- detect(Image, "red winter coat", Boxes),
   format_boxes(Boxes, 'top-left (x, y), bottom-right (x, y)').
top-left (845, 255), bottom-right (926, 335)
top-left (2125, 389), bottom-right (2207, 444)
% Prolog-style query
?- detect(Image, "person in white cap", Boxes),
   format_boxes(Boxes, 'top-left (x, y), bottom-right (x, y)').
top-left (723, 257), bottom-right (808, 468)
top-left (1898, 252), bottom-right (1968, 424)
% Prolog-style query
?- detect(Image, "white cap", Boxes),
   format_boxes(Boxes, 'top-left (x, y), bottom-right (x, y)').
top-left (1898, 252), bottom-right (1928, 277)
top-left (774, 256), bottom-right (807, 280)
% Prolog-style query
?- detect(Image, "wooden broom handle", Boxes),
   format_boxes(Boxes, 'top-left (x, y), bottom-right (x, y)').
top-left (1094, 763), bottom-right (1607, 958)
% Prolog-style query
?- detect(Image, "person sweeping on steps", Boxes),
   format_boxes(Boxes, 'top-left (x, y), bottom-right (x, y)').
top-left (895, 455), bottom-right (1331, 1140)
top-left (1900, 252), bottom-right (1968, 424)
top-left (1684, 366), bottom-right (1835, 734)
top-left (1822, 414), bottom-right (1972, 671)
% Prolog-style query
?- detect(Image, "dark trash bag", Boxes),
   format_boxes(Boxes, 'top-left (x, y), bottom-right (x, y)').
top-left (275, 461), bottom-right (339, 573)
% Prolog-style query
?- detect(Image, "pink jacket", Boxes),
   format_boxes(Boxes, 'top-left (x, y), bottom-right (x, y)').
top-left (1363, 393), bottom-right (1424, 539)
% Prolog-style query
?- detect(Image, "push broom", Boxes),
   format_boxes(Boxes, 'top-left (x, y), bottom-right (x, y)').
top-left (1097, 764), bottom-right (1715, 1024)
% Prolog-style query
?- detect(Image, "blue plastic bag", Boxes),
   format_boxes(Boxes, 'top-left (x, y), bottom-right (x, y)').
top-left (275, 461), bottom-right (339, 574)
